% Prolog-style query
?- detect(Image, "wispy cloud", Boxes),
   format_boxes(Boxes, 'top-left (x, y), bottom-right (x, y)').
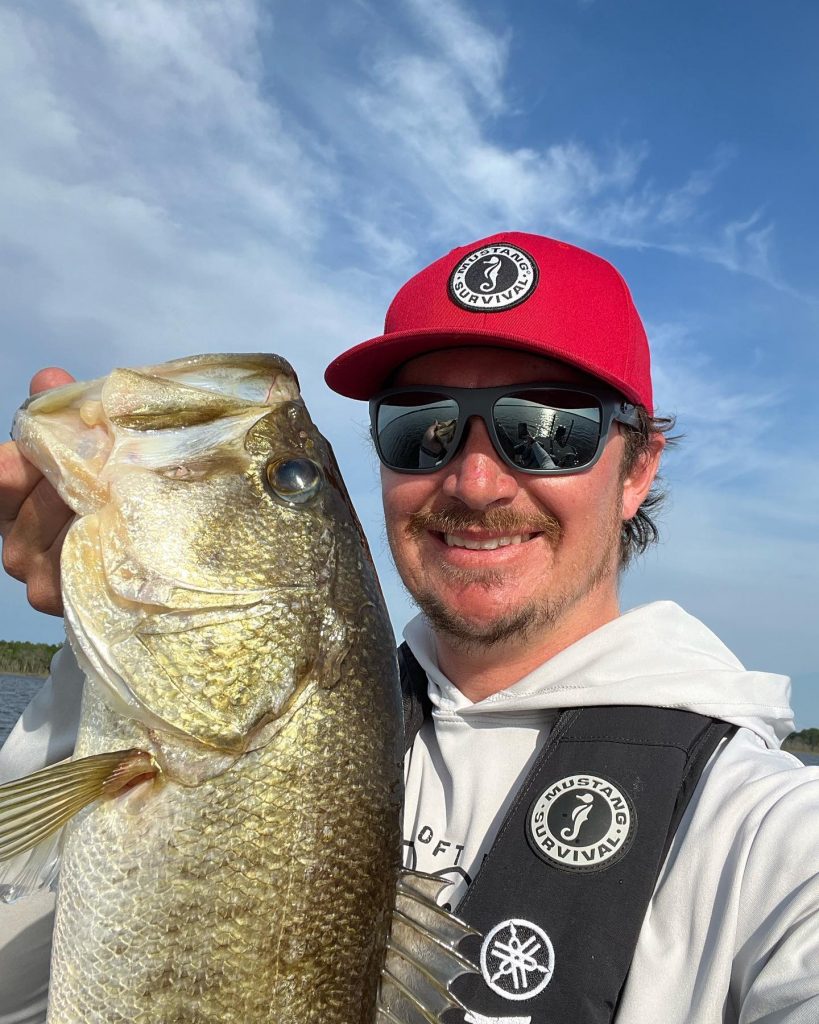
top-left (0, 2), bottom-right (372, 378)
top-left (0, 0), bottom-right (805, 496)
top-left (0, 0), bottom-right (804, 375)
top-left (307, 0), bottom-right (793, 292)
top-left (403, 0), bottom-right (511, 113)
top-left (654, 210), bottom-right (796, 298)
top-left (649, 321), bottom-right (784, 480)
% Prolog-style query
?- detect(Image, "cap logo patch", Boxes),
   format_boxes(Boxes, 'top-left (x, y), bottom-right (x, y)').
top-left (527, 774), bottom-right (635, 872)
top-left (448, 243), bottom-right (538, 312)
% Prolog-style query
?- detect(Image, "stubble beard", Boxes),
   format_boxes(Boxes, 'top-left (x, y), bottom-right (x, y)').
top-left (391, 501), bottom-right (622, 651)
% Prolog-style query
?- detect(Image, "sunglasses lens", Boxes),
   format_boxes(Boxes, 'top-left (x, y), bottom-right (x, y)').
top-left (493, 390), bottom-right (603, 471)
top-left (375, 392), bottom-right (461, 470)
top-left (374, 388), bottom-right (606, 473)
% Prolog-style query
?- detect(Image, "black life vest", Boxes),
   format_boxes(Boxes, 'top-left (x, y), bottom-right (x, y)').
top-left (398, 642), bottom-right (734, 1023)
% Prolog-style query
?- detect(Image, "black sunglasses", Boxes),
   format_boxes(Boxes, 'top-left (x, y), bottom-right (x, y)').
top-left (369, 383), bottom-right (640, 475)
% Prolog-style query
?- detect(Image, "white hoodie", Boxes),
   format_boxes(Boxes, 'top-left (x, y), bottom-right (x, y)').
top-left (1, 602), bottom-right (816, 1023)
top-left (402, 601), bottom-right (819, 1024)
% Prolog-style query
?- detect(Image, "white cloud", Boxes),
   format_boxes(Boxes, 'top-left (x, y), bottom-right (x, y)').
top-left (0, 0), bottom-right (802, 385)
top-left (403, 0), bottom-right (511, 114)
top-left (316, 3), bottom-right (789, 293)
top-left (0, 2), bottom-right (361, 372)
top-left (348, 46), bottom-right (654, 246)
top-left (648, 321), bottom-right (783, 480)
top-left (653, 211), bottom-right (788, 297)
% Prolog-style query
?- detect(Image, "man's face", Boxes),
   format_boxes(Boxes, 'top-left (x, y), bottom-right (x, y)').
top-left (380, 346), bottom-right (658, 648)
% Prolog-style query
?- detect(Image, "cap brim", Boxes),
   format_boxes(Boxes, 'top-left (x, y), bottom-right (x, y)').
top-left (324, 326), bottom-right (644, 405)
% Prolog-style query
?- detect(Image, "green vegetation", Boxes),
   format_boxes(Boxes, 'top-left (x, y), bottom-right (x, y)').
top-left (0, 639), bottom-right (62, 676)
top-left (783, 728), bottom-right (819, 754)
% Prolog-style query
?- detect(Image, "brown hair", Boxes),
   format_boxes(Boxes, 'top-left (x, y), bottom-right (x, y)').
top-left (619, 408), bottom-right (678, 568)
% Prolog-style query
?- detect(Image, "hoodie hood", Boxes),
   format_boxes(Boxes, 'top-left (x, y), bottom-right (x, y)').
top-left (403, 601), bottom-right (794, 749)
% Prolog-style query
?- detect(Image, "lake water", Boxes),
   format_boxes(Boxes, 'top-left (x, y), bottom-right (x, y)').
top-left (0, 672), bottom-right (46, 745)
top-left (2, 671), bottom-right (818, 764)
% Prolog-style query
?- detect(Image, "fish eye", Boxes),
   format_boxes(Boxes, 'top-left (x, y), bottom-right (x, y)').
top-left (265, 458), bottom-right (322, 505)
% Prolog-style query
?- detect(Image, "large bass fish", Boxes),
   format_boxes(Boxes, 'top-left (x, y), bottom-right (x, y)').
top-left (0, 354), bottom-right (473, 1023)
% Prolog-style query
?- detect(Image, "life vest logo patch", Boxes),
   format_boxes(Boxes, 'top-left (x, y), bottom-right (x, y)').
top-left (527, 773), bottom-right (636, 872)
top-left (448, 243), bottom-right (538, 312)
top-left (479, 918), bottom-right (555, 1001)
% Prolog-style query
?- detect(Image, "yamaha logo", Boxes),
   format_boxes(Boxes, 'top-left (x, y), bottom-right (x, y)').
top-left (448, 243), bottom-right (538, 312)
top-left (527, 774), bottom-right (635, 872)
top-left (479, 918), bottom-right (554, 1002)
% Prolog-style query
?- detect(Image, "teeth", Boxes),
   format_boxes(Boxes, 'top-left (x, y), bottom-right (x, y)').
top-left (444, 534), bottom-right (530, 550)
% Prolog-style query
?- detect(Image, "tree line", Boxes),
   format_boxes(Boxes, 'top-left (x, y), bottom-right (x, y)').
top-left (782, 728), bottom-right (819, 753)
top-left (0, 639), bottom-right (62, 675)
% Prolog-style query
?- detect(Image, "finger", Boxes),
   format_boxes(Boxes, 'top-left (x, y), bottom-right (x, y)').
top-left (26, 518), bottom-right (71, 617)
top-left (1, 477), bottom-right (73, 581)
top-left (0, 441), bottom-right (44, 523)
top-left (29, 367), bottom-right (75, 396)
top-left (0, 367), bottom-right (76, 521)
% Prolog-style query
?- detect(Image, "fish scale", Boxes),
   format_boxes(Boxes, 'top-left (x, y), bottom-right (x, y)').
top-left (50, 613), bottom-right (399, 1022)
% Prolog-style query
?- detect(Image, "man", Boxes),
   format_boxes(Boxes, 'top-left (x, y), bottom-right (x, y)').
top-left (1, 232), bottom-right (817, 1022)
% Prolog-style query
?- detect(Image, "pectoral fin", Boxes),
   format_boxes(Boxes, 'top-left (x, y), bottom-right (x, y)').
top-left (0, 749), bottom-right (158, 902)
top-left (378, 870), bottom-right (479, 1024)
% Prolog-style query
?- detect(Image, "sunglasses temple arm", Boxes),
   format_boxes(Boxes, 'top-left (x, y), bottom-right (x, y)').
top-left (615, 402), bottom-right (641, 428)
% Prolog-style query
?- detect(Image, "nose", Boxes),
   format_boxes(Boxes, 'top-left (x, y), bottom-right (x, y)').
top-left (441, 417), bottom-right (519, 509)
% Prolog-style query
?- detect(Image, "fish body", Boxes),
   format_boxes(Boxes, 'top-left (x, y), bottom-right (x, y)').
top-left (7, 354), bottom-right (405, 1022)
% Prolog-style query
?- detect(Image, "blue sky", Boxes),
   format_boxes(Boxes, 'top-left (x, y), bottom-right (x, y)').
top-left (1, 0), bottom-right (817, 725)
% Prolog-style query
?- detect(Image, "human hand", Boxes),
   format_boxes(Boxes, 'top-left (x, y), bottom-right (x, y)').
top-left (0, 368), bottom-right (76, 615)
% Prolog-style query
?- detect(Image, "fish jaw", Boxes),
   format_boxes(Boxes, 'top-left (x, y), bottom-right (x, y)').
top-left (12, 353), bottom-right (300, 516)
top-left (12, 377), bottom-right (110, 515)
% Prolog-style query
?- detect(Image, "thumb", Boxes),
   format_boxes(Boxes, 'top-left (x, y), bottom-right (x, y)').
top-left (29, 367), bottom-right (76, 396)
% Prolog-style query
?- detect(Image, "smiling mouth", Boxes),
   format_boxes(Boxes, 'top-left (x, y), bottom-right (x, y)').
top-left (437, 532), bottom-right (538, 550)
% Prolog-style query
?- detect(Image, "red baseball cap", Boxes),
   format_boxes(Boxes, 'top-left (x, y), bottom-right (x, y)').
top-left (324, 231), bottom-right (653, 412)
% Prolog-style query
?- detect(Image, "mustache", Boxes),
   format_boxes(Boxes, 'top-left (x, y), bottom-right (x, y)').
top-left (407, 505), bottom-right (562, 543)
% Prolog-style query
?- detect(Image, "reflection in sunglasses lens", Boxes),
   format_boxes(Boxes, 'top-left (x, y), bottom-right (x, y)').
top-left (376, 394), bottom-right (460, 470)
top-left (493, 392), bottom-right (602, 471)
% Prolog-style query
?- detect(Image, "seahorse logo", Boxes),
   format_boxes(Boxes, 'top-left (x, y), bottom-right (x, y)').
top-left (560, 793), bottom-right (594, 841)
top-left (527, 773), bottom-right (635, 872)
top-left (479, 255), bottom-right (502, 291)
top-left (448, 243), bottom-right (538, 312)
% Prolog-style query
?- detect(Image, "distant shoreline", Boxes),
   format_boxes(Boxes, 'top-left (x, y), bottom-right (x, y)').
top-left (782, 741), bottom-right (819, 755)
top-left (0, 639), bottom-right (61, 677)
top-left (0, 646), bottom-right (817, 750)
top-left (783, 728), bottom-right (819, 755)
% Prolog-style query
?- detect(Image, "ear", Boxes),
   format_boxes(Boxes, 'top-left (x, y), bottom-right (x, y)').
top-left (621, 432), bottom-right (665, 521)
